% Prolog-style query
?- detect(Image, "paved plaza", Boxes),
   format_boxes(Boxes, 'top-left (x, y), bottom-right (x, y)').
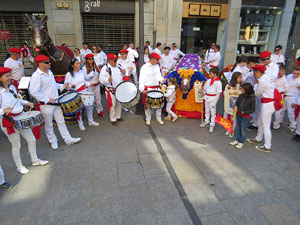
top-left (0, 102), bottom-right (300, 225)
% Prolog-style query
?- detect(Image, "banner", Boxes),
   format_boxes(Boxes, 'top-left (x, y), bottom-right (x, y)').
top-left (215, 113), bottom-right (233, 134)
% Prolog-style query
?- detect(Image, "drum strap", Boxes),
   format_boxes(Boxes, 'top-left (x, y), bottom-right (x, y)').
top-left (105, 87), bottom-right (114, 114)
top-left (2, 112), bottom-right (22, 135)
top-left (38, 101), bottom-right (60, 106)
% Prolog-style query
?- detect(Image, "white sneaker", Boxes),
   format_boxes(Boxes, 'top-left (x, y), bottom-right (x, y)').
top-left (66, 137), bottom-right (81, 146)
top-left (122, 107), bottom-right (129, 112)
top-left (89, 121), bottom-right (99, 126)
top-left (79, 124), bottom-right (86, 131)
top-left (146, 120), bottom-right (151, 126)
top-left (209, 126), bottom-right (214, 133)
top-left (32, 159), bottom-right (49, 166)
top-left (156, 119), bottom-right (164, 125)
top-left (200, 122), bottom-right (209, 127)
top-left (51, 142), bottom-right (58, 150)
top-left (17, 166), bottom-right (29, 174)
top-left (236, 142), bottom-right (244, 149)
top-left (229, 140), bottom-right (238, 146)
top-left (225, 131), bottom-right (230, 136)
top-left (172, 116), bottom-right (178, 122)
top-left (164, 117), bottom-right (171, 121)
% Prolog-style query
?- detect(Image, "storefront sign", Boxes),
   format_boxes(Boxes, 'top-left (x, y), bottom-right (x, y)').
top-left (56, 1), bottom-right (70, 9)
top-left (0, 30), bottom-right (11, 40)
top-left (83, 0), bottom-right (101, 12)
top-left (79, 0), bottom-right (134, 14)
top-left (183, 2), bottom-right (228, 19)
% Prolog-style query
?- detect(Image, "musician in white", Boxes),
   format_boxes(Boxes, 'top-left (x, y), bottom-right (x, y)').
top-left (160, 47), bottom-right (175, 77)
top-left (0, 67), bottom-right (48, 174)
top-left (99, 54), bottom-right (124, 126)
top-left (127, 42), bottom-right (139, 65)
top-left (29, 55), bottom-right (81, 150)
top-left (204, 44), bottom-right (221, 71)
top-left (4, 48), bottom-right (24, 88)
top-left (139, 52), bottom-right (165, 125)
top-left (170, 43), bottom-right (185, 61)
top-left (117, 49), bottom-right (137, 85)
top-left (65, 58), bottom-right (99, 131)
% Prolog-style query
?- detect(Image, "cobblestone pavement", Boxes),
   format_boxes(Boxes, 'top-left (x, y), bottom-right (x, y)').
top-left (0, 101), bottom-right (299, 225)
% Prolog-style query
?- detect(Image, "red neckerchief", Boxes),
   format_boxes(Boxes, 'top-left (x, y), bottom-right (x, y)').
top-left (210, 77), bottom-right (220, 86)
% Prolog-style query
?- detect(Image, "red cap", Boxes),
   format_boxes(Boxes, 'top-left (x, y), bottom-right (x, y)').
top-left (149, 52), bottom-right (161, 60)
top-left (107, 53), bottom-right (118, 60)
top-left (35, 54), bottom-right (50, 63)
top-left (9, 48), bottom-right (22, 54)
top-left (119, 49), bottom-right (128, 54)
top-left (259, 51), bottom-right (271, 58)
top-left (85, 54), bottom-right (94, 59)
top-left (0, 67), bottom-right (12, 75)
top-left (252, 65), bottom-right (266, 72)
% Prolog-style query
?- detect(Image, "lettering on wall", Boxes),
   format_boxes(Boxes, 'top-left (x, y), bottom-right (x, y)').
top-left (84, 0), bottom-right (101, 12)
top-left (183, 2), bottom-right (227, 19)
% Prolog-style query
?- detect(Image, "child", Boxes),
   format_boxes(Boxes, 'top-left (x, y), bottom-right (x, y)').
top-left (164, 77), bottom-right (178, 122)
top-left (230, 83), bottom-right (255, 149)
top-left (0, 165), bottom-right (13, 189)
top-left (200, 67), bottom-right (222, 133)
top-left (224, 72), bottom-right (242, 138)
top-left (273, 65), bottom-right (288, 130)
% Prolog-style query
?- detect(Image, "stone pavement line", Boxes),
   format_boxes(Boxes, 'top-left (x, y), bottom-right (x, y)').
top-left (147, 125), bottom-right (203, 225)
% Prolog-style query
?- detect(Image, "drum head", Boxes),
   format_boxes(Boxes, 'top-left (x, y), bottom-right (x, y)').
top-left (14, 111), bottom-right (41, 120)
top-left (59, 92), bottom-right (78, 103)
top-left (115, 82), bottom-right (137, 103)
top-left (147, 90), bottom-right (164, 98)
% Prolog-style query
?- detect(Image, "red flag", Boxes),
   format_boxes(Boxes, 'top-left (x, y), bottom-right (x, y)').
top-left (215, 113), bottom-right (233, 134)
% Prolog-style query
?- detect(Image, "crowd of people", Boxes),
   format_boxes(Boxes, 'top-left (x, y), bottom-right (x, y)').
top-left (0, 40), bottom-right (299, 190)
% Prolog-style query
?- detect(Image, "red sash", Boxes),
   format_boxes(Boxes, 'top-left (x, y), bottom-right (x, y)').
top-left (143, 86), bottom-right (159, 110)
top-left (76, 85), bottom-right (87, 92)
top-left (90, 83), bottom-right (99, 87)
top-left (2, 112), bottom-right (22, 135)
top-left (205, 93), bottom-right (217, 97)
top-left (261, 98), bottom-right (274, 103)
top-left (105, 88), bottom-right (114, 114)
top-left (295, 105), bottom-right (300, 120)
top-left (123, 76), bottom-right (131, 81)
top-left (237, 110), bottom-right (250, 119)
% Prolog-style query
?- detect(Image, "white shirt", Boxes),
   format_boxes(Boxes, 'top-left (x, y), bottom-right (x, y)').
top-left (147, 46), bottom-right (153, 53)
top-left (152, 48), bottom-right (162, 57)
top-left (82, 66), bottom-right (99, 84)
top-left (139, 62), bottom-right (163, 92)
top-left (271, 53), bottom-right (285, 65)
top-left (117, 57), bottom-right (136, 76)
top-left (296, 49), bottom-right (300, 60)
top-left (100, 51), bottom-right (107, 66)
top-left (0, 85), bottom-right (28, 120)
top-left (160, 54), bottom-right (175, 70)
top-left (203, 79), bottom-right (222, 103)
top-left (241, 65), bottom-right (254, 85)
top-left (144, 54), bottom-right (150, 64)
top-left (265, 62), bottom-right (279, 82)
top-left (99, 64), bottom-right (123, 88)
top-left (127, 47), bottom-right (139, 62)
top-left (285, 74), bottom-right (300, 97)
top-left (94, 53), bottom-right (105, 67)
top-left (225, 65), bottom-right (243, 82)
top-left (80, 48), bottom-right (92, 57)
top-left (4, 57), bottom-right (24, 81)
top-left (164, 85), bottom-right (176, 103)
top-left (275, 76), bottom-right (288, 94)
top-left (65, 70), bottom-right (88, 91)
top-left (205, 50), bottom-right (221, 67)
top-left (255, 74), bottom-right (275, 99)
top-left (29, 68), bottom-right (63, 104)
top-left (170, 49), bottom-right (185, 59)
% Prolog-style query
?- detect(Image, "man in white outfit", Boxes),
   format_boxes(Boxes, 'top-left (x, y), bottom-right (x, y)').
top-left (160, 47), bottom-right (175, 77)
top-left (270, 45), bottom-right (285, 65)
top-left (170, 43), bottom-right (185, 61)
top-left (139, 52), bottom-right (165, 125)
top-left (247, 65), bottom-right (275, 153)
top-left (204, 44), bottom-right (221, 71)
top-left (127, 42), bottom-right (139, 65)
top-left (152, 42), bottom-right (162, 57)
top-left (80, 42), bottom-right (92, 57)
top-left (4, 48), bottom-right (24, 89)
top-left (29, 55), bottom-right (81, 150)
top-left (145, 41), bottom-right (153, 53)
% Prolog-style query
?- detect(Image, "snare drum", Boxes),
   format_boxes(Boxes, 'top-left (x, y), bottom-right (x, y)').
top-left (79, 90), bottom-right (95, 106)
top-left (58, 91), bottom-right (84, 116)
top-left (115, 82), bottom-right (140, 108)
top-left (146, 90), bottom-right (164, 109)
top-left (13, 111), bottom-right (44, 130)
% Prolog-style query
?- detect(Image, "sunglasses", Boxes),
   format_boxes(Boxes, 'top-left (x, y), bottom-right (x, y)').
top-left (172, 46), bottom-right (176, 47)
top-left (42, 61), bottom-right (50, 64)
top-left (275, 49), bottom-right (280, 51)
top-left (261, 58), bottom-right (270, 61)
top-left (121, 53), bottom-right (127, 55)
top-left (87, 58), bottom-right (94, 60)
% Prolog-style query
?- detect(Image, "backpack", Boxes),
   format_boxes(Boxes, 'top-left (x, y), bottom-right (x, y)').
top-left (274, 88), bottom-right (283, 111)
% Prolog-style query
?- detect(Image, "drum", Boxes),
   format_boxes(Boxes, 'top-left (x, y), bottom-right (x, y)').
top-left (146, 90), bottom-right (164, 109)
top-left (58, 91), bottom-right (84, 116)
top-left (13, 111), bottom-right (44, 130)
top-left (115, 82), bottom-right (140, 108)
top-left (79, 90), bottom-right (95, 106)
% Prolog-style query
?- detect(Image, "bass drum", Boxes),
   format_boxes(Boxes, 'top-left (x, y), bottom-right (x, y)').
top-left (115, 82), bottom-right (140, 108)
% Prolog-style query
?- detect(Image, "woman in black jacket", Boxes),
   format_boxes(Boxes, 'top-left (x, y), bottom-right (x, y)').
top-left (230, 83), bottom-right (255, 149)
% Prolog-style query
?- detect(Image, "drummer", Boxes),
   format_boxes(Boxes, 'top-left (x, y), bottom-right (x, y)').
top-left (139, 52), bottom-right (165, 125)
top-left (82, 54), bottom-right (104, 118)
top-left (117, 49), bottom-right (137, 85)
top-left (0, 67), bottom-right (49, 174)
top-left (99, 53), bottom-right (124, 126)
top-left (29, 55), bottom-right (81, 150)
top-left (65, 58), bottom-right (100, 130)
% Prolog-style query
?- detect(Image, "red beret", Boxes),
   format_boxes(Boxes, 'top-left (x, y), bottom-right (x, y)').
top-left (149, 52), bottom-right (161, 60)
top-left (85, 54), bottom-right (94, 59)
top-left (9, 48), bottom-right (22, 54)
top-left (0, 67), bottom-right (12, 75)
top-left (107, 53), bottom-right (118, 60)
top-left (119, 49), bottom-right (128, 54)
top-left (252, 65), bottom-right (266, 72)
top-left (259, 51), bottom-right (272, 58)
top-left (35, 54), bottom-right (50, 63)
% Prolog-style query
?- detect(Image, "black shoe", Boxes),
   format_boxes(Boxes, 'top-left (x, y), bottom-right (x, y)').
top-left (117, 118), bottom-right (124, 122)
top-left (111, 121), bottom-right (118, 126)
top-left (247, 125), bottom-right (258, 130)
top-left (0, 182), bottom-right (13, 189)
top-left (291, 134), bottom-right (300, 143)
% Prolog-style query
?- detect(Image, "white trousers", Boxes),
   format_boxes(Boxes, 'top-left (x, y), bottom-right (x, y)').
top-left (40, 105), bottom-right (72, 144)
top-left (205, 100), bottom-right (217, 127)
top-left (296, 112), bottom-right (300, 135)
top-left (252, 97), bottom-right (261, 127)
top-left (145, 107), bottom-right (162, 121)
top-left (285, 96), bottom-right (297, 128)
top-left (273, 108), bottom-right (284, 129)
top-left (0, 124), bottom-right (38, 168)
top-left (78, 106), bottom-right (94, 125)
top-left (0, 165), bottom-right (5, 185)
top-left (88, 85), bottom-right (103, 113)
top-left (105, 91), bottom-right (122, 122)
top-left (166, 102), bottom-right (177, 118)
top-left (255, 102), bottom-right (275, 149)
